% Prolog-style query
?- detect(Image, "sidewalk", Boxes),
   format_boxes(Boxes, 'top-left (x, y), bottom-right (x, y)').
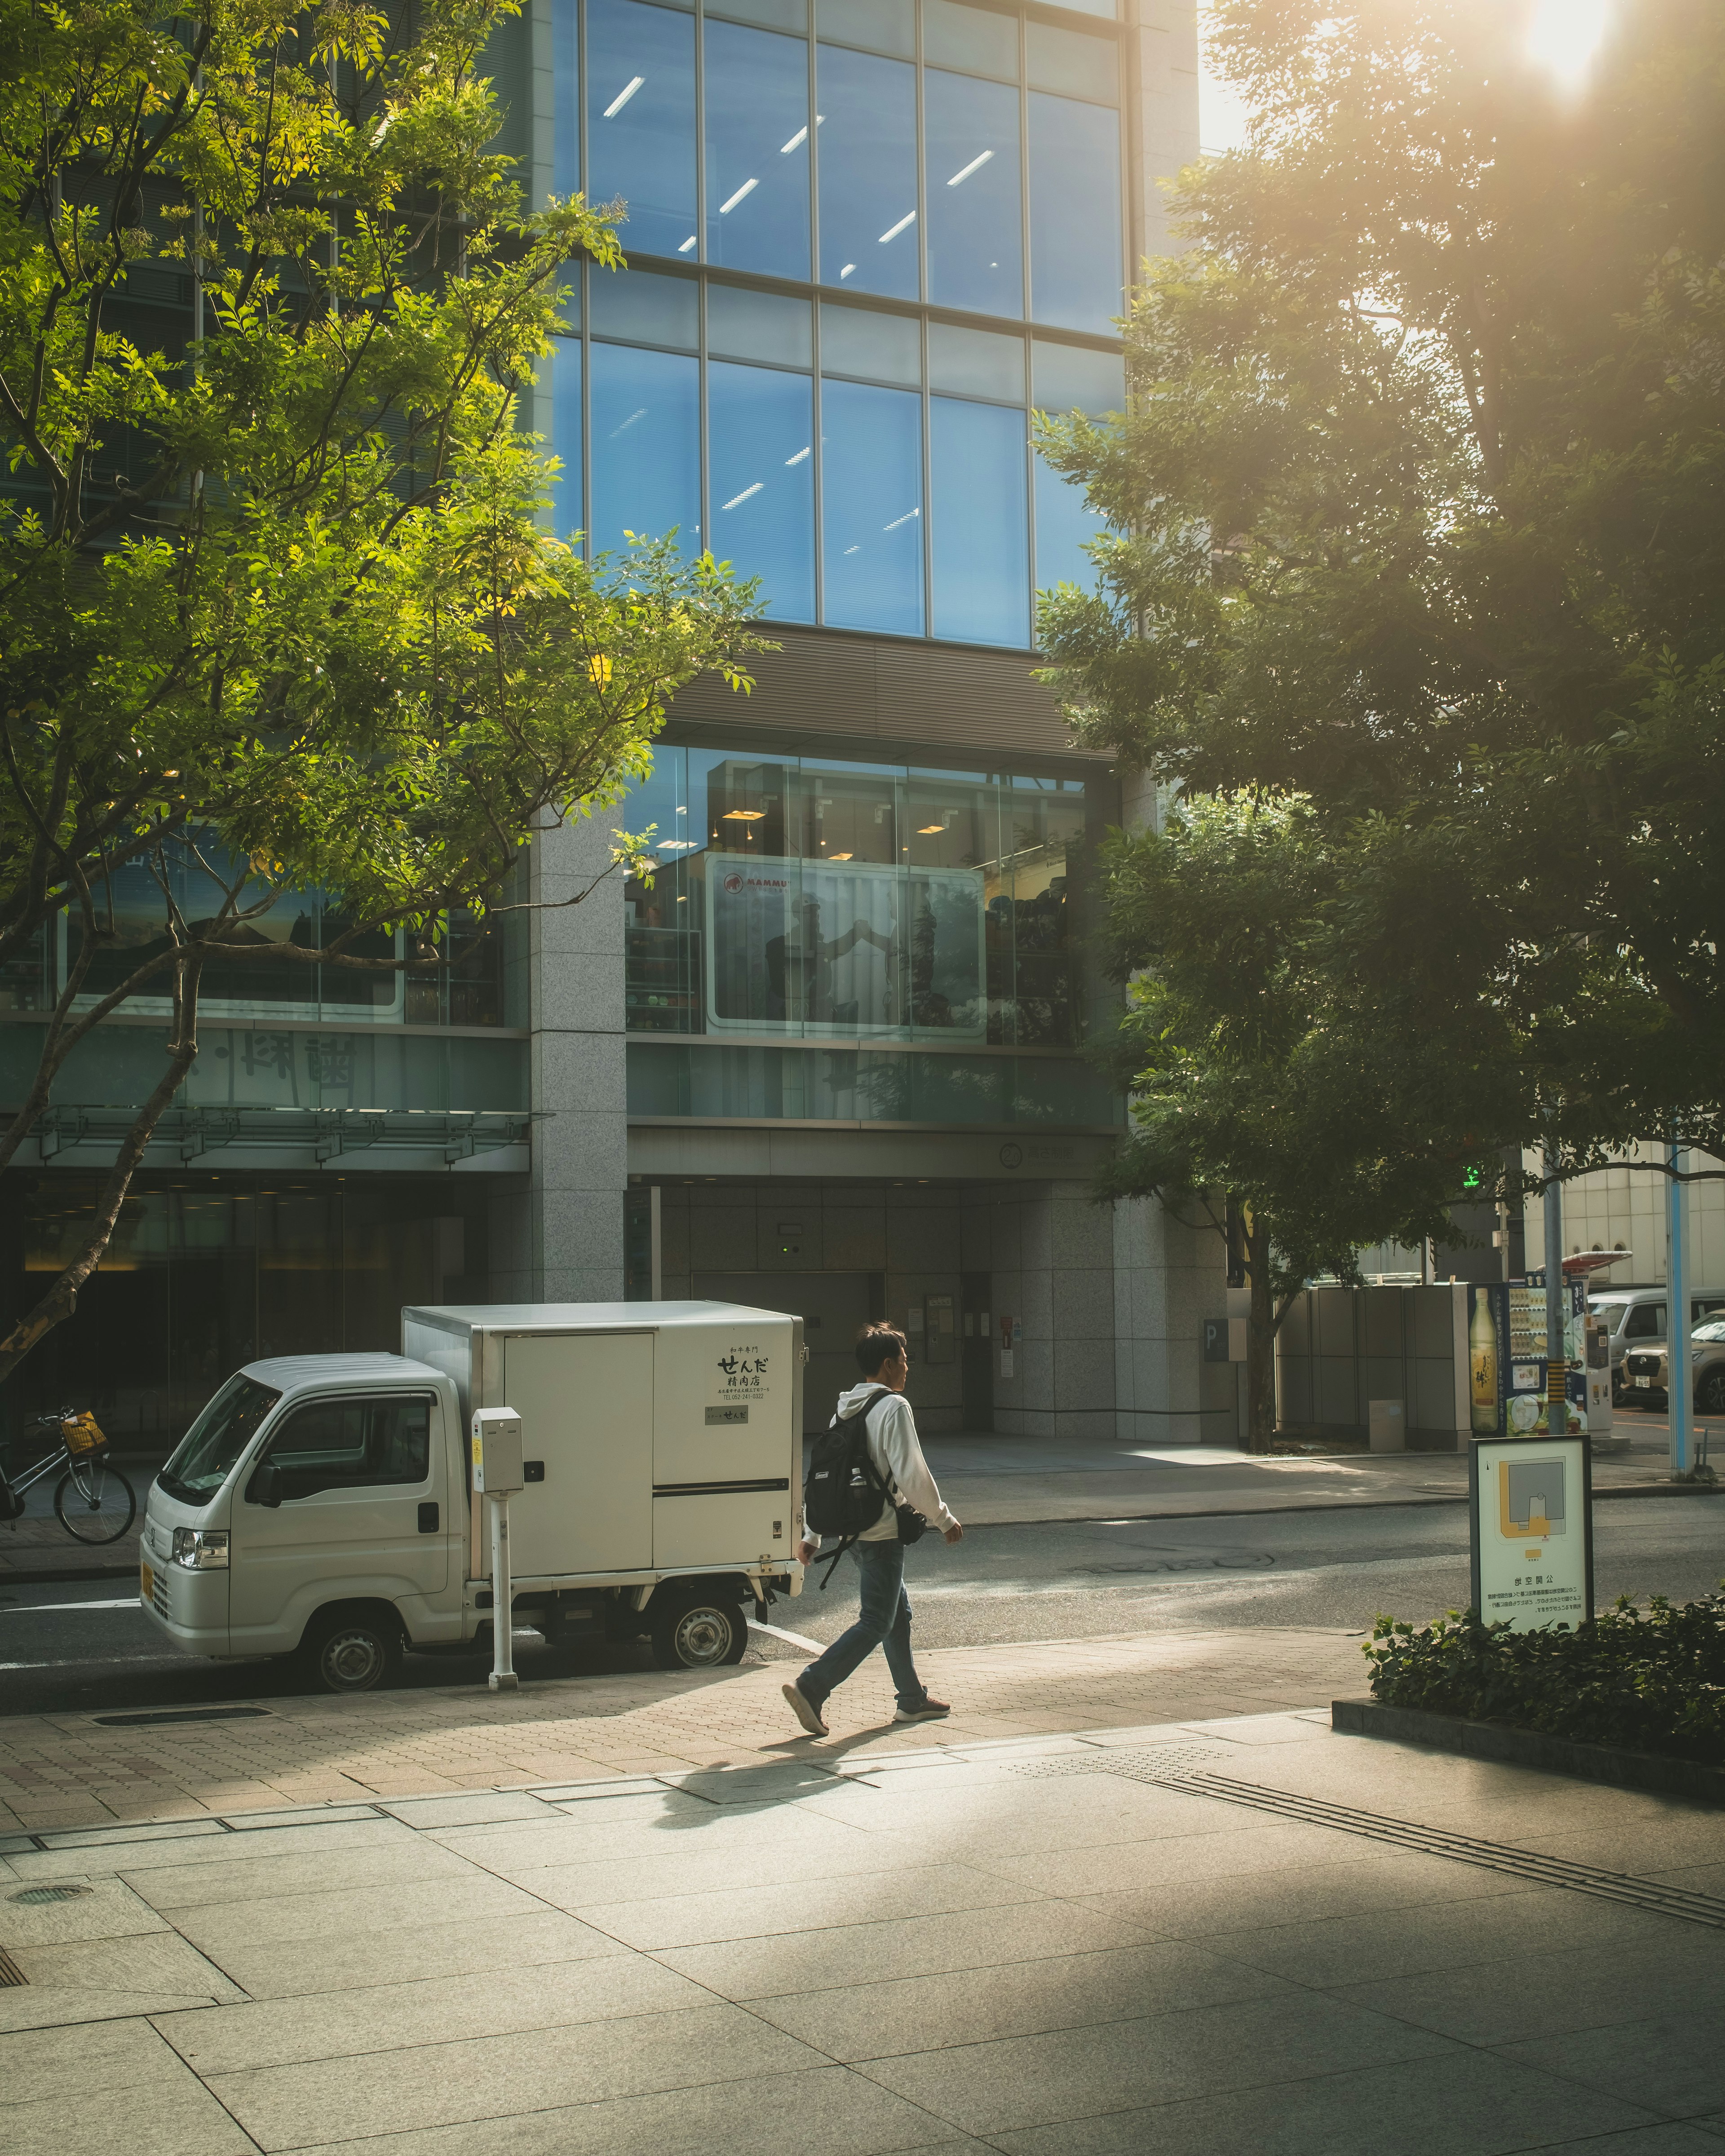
top-left (0, 1627), bottom-right (1372, 1833)
top-left (4, 1700), bottom-right (1722, 2156)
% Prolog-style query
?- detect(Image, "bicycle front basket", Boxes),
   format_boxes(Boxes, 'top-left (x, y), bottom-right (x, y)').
top-left (63, 1412), bottom-right (107, 1454)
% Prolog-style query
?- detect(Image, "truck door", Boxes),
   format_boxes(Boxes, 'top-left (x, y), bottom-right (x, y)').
top-left (228, 1391), bottom-right (448, 1652)
top-left (499, 1333), bottom-right (653, 1577)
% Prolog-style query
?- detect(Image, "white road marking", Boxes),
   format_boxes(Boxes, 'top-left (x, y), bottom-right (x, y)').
top-left (0, 1598), bottom-right (144, 1614)
top-left (748, 1617), bottom-right (823, 1653)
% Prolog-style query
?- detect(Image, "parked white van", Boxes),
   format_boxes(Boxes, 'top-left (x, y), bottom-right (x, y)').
top-left (139, 1302), bottom-right (803, 1692)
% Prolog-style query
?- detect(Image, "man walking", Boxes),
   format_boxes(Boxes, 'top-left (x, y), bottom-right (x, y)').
top-left (783, 1321), bottom-right (962, 1737)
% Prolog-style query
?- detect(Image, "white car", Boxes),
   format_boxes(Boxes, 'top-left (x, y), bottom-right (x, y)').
top-left (1620, 1317), bottom-right (1725, 1414)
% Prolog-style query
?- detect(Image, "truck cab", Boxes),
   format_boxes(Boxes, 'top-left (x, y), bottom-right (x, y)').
top-left (141, 1352), bottom-right (465, 1691)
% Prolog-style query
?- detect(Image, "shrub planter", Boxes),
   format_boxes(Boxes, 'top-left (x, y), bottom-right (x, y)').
top-left (1332, 1698), bottom-right (1725, 1807)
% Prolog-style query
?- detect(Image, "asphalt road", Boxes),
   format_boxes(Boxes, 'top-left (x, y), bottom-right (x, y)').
top-left (0, 1493), bottom-right (1719, 1717)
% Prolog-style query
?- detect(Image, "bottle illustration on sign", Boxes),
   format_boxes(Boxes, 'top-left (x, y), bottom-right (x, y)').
top-left (1469, 1290), bottom-right (1499, 1432)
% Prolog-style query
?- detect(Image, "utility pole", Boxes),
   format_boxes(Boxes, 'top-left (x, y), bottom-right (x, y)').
top-left (1543, 1147), bottom-right (1566, 1434)
top-left (1669, 1133), bottom-right (1691, 1476)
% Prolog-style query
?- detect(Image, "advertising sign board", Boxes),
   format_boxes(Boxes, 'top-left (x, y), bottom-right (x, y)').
top-left (1468, 1435), bottom-right (1593, 1632)
top-left (1468, 1279), bottom-right (1589, 1435)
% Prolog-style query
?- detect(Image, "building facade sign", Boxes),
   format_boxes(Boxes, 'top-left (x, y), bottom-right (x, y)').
top-left (1469, 1435), bottom-right (1594, 1632)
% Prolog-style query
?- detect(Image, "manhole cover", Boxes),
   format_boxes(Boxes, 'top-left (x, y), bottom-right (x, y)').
top-left (10, 1884), bottom-right (95, 1905)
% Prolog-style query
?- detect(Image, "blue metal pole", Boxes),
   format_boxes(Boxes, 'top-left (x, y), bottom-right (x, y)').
top-left (1669, 1133), bottom-right (1690, 1475)
top-left (1544, 1148), bottom-right (1565, 1433)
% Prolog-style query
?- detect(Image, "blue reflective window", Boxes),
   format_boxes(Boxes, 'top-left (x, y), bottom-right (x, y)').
top-left (816, 45), bottom-right (918, 300)
top-left (703, 22), bottom-right (811, 278)
top-left (541, 337), bottom-right (584, 546)
top-left (924, 70), bottom-right (1023, 318)
top-left (708, 362), bottom-right (815, 621)
top-left (1028, 93), bottom-right (1122, 334)
top-left (931, 397), bottom-right (1028, 647)
top-left (552, 0), bottom-right (579, 197)
top-left (590, 343), bottom-right (701, 558)
top-left (1034, 460), bottom-right (1104, 594)
top-left (586, 0), bottom-right (697, 261)
top-left (821, 379), bottom-right (923, 635)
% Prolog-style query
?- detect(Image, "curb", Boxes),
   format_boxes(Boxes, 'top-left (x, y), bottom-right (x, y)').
top-left (0, 1562), bottom-right (139, 1588)
top-left (1331, 1698), bottom-right (1725, 1808)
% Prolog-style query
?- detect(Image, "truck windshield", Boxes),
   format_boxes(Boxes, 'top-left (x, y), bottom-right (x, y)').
top-left (157, 1375), bottom-right (283, 1504)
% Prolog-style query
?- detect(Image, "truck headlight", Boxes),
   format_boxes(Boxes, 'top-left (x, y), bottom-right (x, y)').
top-left (172, 1528), bottom-right (229, 1570)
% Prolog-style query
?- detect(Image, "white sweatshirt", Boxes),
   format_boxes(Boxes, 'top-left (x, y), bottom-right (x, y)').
top-left (805, 1382), bottom-right (960, 1545)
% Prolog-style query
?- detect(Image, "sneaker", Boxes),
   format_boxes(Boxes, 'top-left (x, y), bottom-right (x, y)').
top-left (783, 1681), bottom-right (829, 1736)
top-left (894, 1696), bottom-right (951, 1723)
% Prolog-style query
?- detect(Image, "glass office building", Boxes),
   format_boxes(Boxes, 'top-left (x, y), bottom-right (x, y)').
top-left (2, 2), bottom-right (1235, 1452)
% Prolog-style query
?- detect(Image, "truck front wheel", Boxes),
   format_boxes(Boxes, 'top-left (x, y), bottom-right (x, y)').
top-left (650, 1591), bottom-right (748, 1670)
top-left (302, 1610), bottom-right (404, 1694)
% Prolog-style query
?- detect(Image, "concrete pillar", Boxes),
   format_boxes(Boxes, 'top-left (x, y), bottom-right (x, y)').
top-left (1129, 0), bottom-right (1202, 266)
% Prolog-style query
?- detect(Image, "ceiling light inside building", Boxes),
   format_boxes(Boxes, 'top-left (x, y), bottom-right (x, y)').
top-left (603, 76), bottom-right (644, 118)
top-left (947, 150), bottom-right (992, 187)
top-left (878, 211), bottom-right (916, 243)
top-left (722, 808), bottom-right (765, 820)
top-left (719, 178), bottom-right (758, 214)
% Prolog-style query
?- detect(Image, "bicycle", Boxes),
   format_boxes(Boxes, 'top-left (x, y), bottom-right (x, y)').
top-left (2, 1409), bottom-right (137, 1546)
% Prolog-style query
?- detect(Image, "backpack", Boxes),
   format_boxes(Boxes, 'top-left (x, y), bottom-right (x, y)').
top-left (804, 1387), bottom-right (891, 1586)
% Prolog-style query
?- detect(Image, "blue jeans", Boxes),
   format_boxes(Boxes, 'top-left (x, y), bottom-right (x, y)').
top-left (799, 1537), bottom-right (927, 1715)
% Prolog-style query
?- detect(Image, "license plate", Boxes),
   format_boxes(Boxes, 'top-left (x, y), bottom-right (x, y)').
top-left (1633, 1375), bottom-right (1650, 1388)
top-left (140, 1560), bottom-right (153, 1601)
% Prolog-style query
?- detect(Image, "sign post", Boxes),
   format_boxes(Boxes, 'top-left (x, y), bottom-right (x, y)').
top-left (472, 1408), bottom-right (524, 1692)
top-left (1670, 1132), bottom-right (1691, 1476)
top-left (1469, 1434), bottom-right (1594, 1631)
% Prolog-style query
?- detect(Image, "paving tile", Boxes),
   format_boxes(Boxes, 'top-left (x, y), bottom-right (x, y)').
top-left (438, 1799), bottom-right (870, 1880)
top-left (207, 2001), bottom-right (831, 2148)
top-left (655, 1897), bottom-right (1157, 1999)
top-left (276, 2063), bottom-right (971, 2156)
top-left (989, 2047), bottom-right (1661, 2155)
top-left (1522, 2132), bottom-right (1725, 2156)
top-left (378, 1791), bottom-right (558, 1829)
top-left (1069, 1848), bottom-right (1535, 1940)
top-left (168, 1869), bottom-right (550, 1954)
top-left (161, 1953), bottom-right (716, 2074)
top-left (1499, 2012), bottom-right (1725, 2119)
top-left (797, 1772), bottom-right (1242, 1858)
top-left (576, 1860), bottom-right (1036, 1951)
top-left (1334, 1934), bottom-right (1725, 2048)
top-left (13, 1928), bottom-right (246, 2002)
top-left (0, 1872), bottom-right (168, 1947)
top-left (1217, 1883), bottom-right (1685, 1988)
top-left (125, 1835), bottom-right (476, 1911)
top-left (748, 1940), bottom-right (1298, 2060)
top-left (982, 1816), bottom-right (1362, 1897)
top-left (853, 1991), bottom-right (1457, 2138)
top-left (0, 2012), bottom-right (194, 2105)
top-left (14, 1820), bottom-right (409, 1875)
top-left (507, 1829), bottom-right (917, 1911)
top-left (0, 1987), bottom-right (219, 2034)
top-left (5, 2074), bottom-right (256, 2156)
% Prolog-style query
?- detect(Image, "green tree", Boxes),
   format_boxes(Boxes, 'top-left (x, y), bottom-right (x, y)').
top-left (0, 0), bottom-right (764, 1385)
top-left (1038, 0), bottom-right (1725, 1436)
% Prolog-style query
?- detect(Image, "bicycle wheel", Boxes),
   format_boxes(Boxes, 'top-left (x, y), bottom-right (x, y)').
top-left (54, 1460), bottom-right (137, 1544)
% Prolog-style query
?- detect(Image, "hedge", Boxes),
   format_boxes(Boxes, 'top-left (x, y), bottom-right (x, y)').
top-left (1364, 1590), bottom-right (1725, 1766)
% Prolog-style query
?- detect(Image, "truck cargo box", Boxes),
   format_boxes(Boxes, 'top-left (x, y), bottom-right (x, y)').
top-left (401, 1301), bottom-right (803, 1586)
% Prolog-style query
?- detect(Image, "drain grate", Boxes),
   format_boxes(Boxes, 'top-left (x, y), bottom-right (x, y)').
top-left (9, 1883), bottom-right (95, 1905)
top-left (1011, 1750), bottom-right (1725, 1932)
top-left (0, 1947), bottom-right (25, 1987)
top-left (93, 1707), bottom-right (272, 1727)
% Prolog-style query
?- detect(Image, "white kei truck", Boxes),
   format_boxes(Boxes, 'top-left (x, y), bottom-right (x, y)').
top-left (138, 1302), bottom-right (805, 1692)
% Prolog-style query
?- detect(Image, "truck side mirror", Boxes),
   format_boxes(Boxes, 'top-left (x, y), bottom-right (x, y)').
top-left (248, 1460), bottom-right (283, 1508)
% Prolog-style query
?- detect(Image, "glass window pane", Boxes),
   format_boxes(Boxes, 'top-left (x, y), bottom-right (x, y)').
top-left (707, 283), bottom-right (813, 365)
top-left (540, 336), bottom-right (583, 545)
top-left (1035, 457), bottom-right (1106, 592)
top-left (591, 342), bottom-right (701, 558)
top-left (552, 0), bottom-right (579, 196)
top-left (589, 265), bottom-right (698, 347)
top-left (708, 0), bottom-right (805, 26)
top-left (819, 300), bottom-right (920, 384)
top-left (708, 362), bottom-right (815, 622)
top-left (821, 378), bottom-right (924, 634)
top-left (1029, 92), bottom-right (1122, 333)
top-left (928, 322), bottom-right (1024, 401)
top-left (931, 396), bottom-right (1028, 646)
top-left (925, 70), bottom-right (1023, 318)
top-left (586, 0), bottom-right (697, 260)
top-left (922, 0), bottom-right (1018, 80)
top-left (816, 45), bottom-right (919, 299)
top-left (1031, 338), bottom-right (1123, 415)
top-left (1025, 21), bottom-right (1118, 102)
top-left (1039, 0), bottom-right (1115, 17)
top-left (703, 22), bottom-right (812, 278)
top-left (816, 0), bottom-right (914, 58)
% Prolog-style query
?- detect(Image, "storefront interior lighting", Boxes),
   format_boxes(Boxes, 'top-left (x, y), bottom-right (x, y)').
top-left (722, 808), bottom-right (765, 820)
